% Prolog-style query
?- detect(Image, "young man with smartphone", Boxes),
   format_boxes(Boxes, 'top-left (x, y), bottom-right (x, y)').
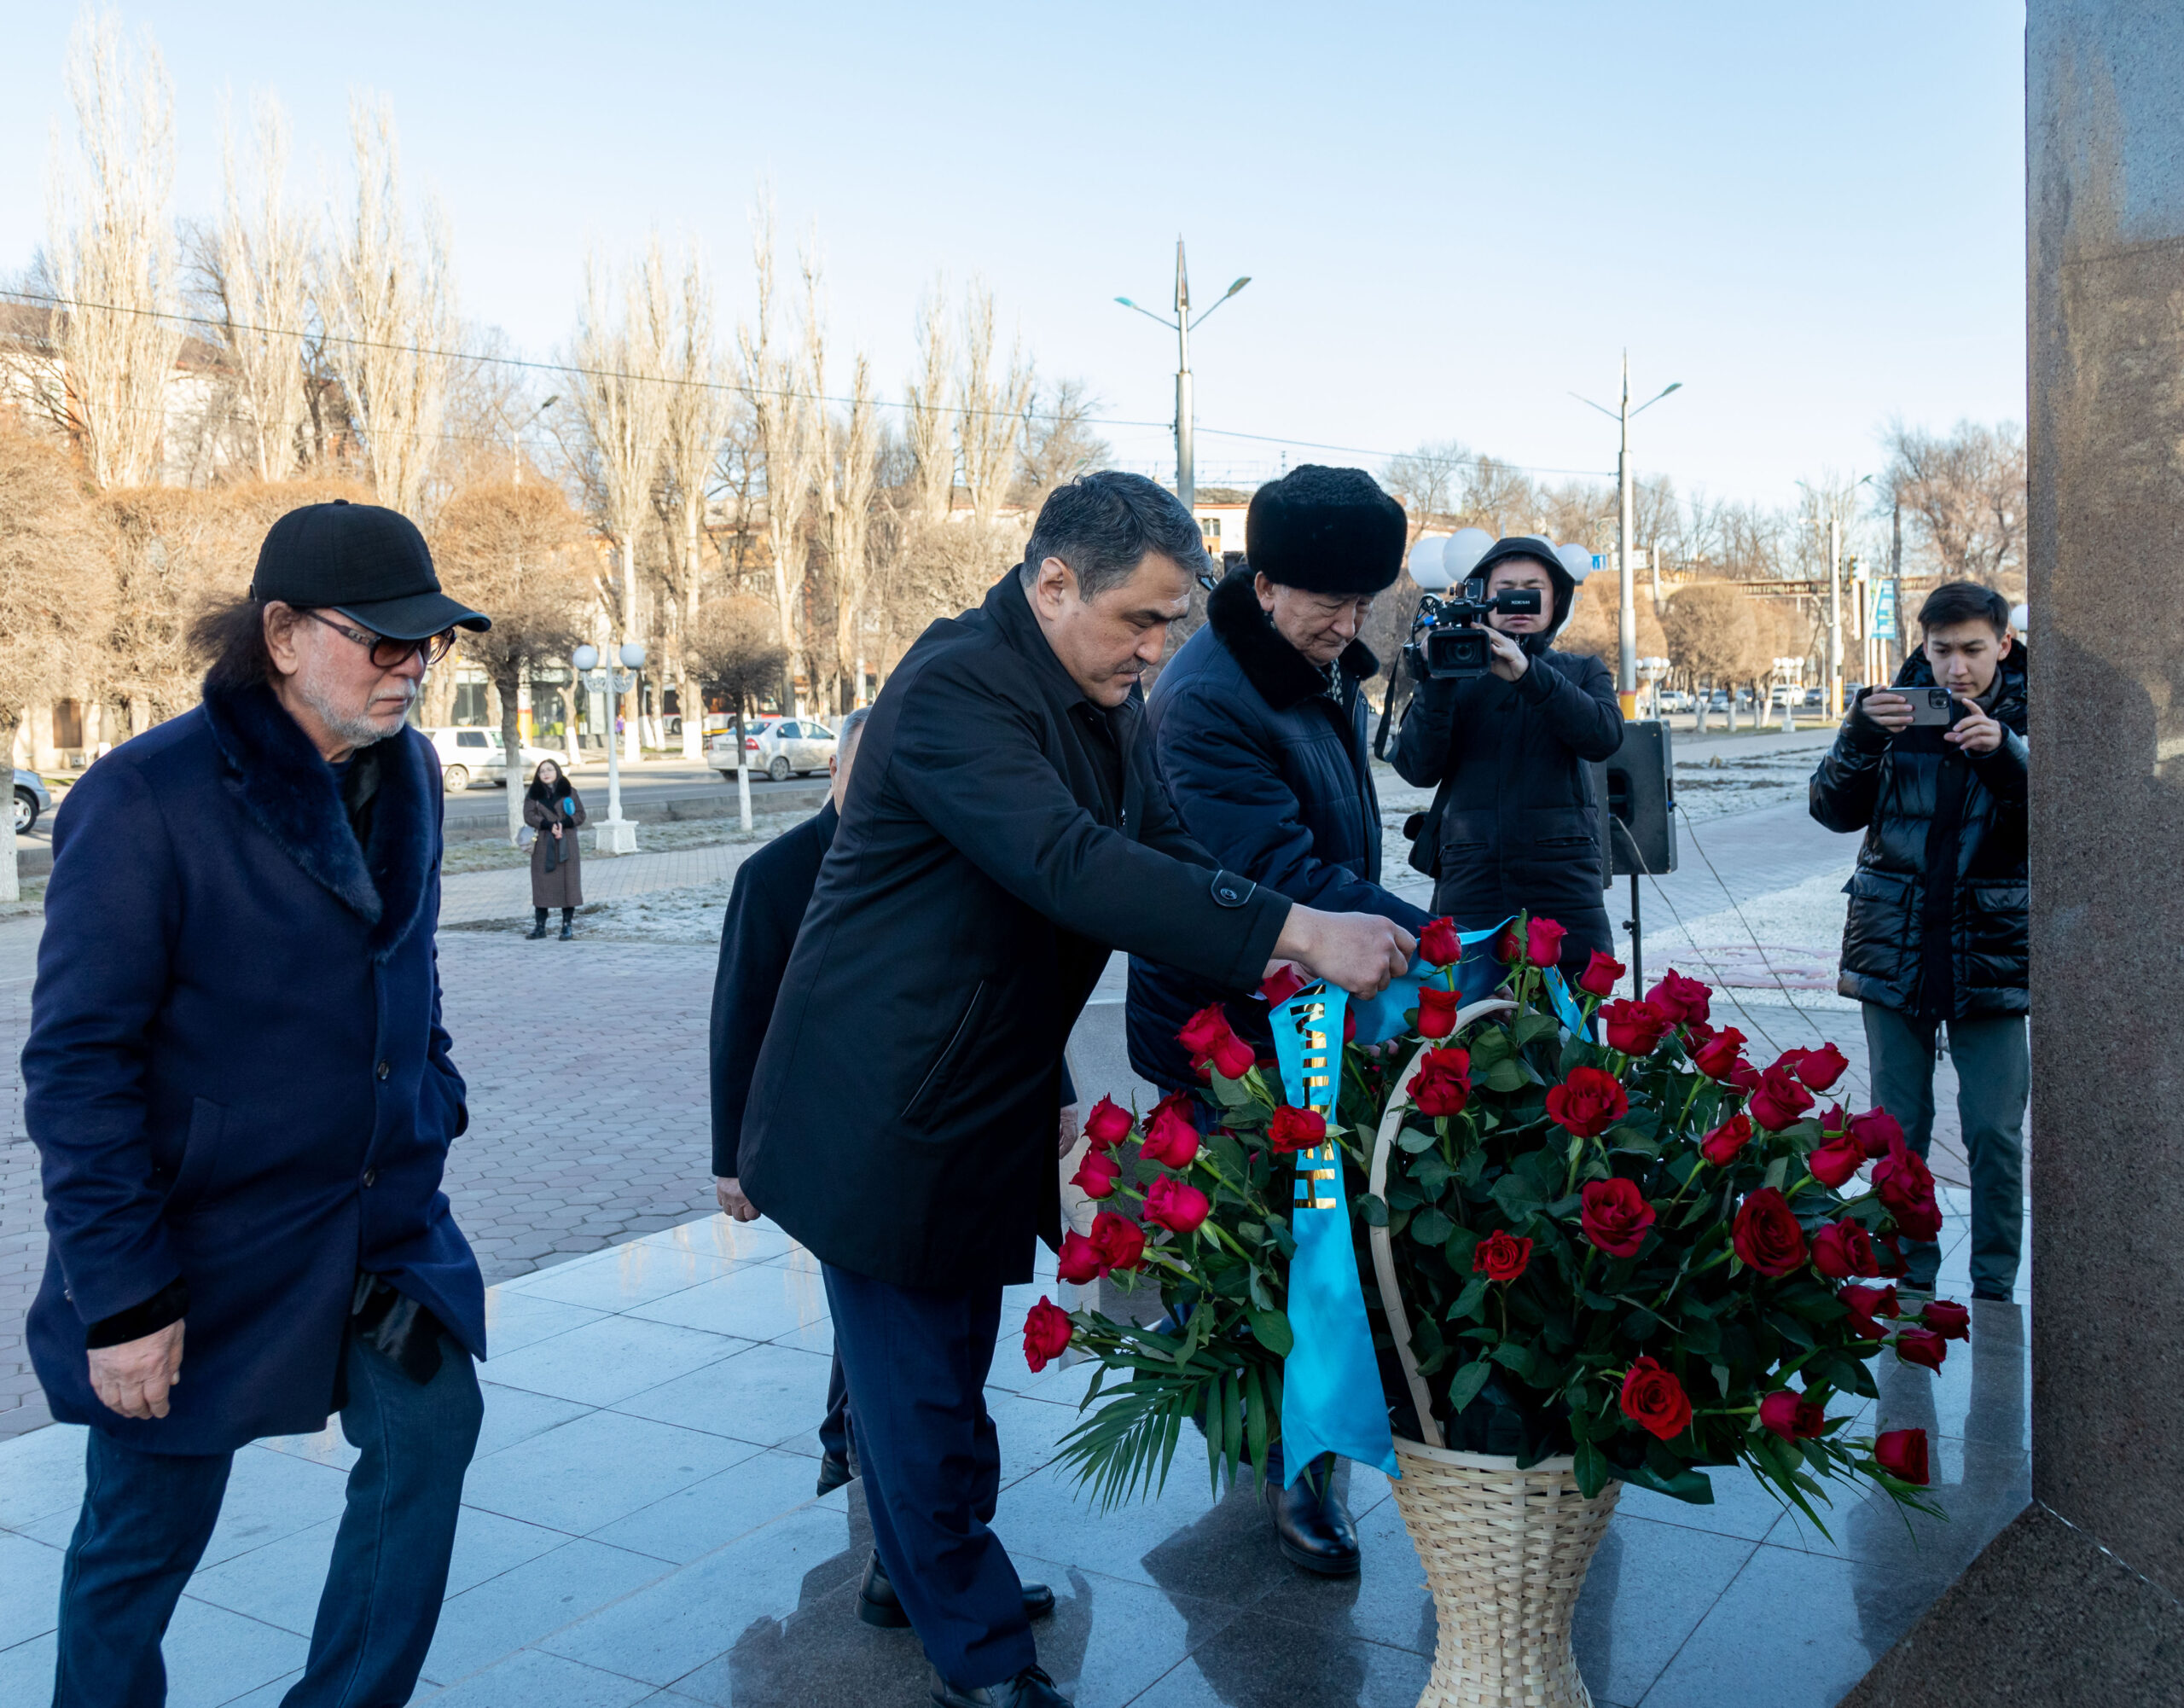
top-left (1809, 581), bottom-right (2029, 1301)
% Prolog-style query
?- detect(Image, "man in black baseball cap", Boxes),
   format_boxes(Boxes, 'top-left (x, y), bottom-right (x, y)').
top-left (252, 497), bottom-right (491, 642)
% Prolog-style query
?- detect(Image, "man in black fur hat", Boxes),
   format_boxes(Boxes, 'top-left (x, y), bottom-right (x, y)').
top-left (1126, 463), bottom-right (1432, 1578)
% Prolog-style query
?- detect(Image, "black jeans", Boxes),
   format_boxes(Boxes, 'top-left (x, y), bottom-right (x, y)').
top-left (53, 1330), bottom-right (483, 1707)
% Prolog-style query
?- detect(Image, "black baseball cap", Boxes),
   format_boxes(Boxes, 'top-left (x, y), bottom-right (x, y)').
top-left (250, 500), bottom-right (491, 640)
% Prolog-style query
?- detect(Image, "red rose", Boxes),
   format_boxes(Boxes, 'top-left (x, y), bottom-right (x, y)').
top-left (1769, 1047), bottom-right (1810, 1078)
top-left (1892, 1327), bottom-right (1948, 1372)
top-left (1140, 1094), bottom-right (1201, 1169)
top-left (1267, 1103), bottom-right (1327, 1154)
top-left (1057, 1229), bottom-right (1107, 1285)
top-left (1022, 1296), bottom-right (1073, 1372)
top-left (1749, 1066), bottom-right (1815, 1130)
top-left (1581, 1177), bottom-right (1656, 1258)
top-left (1796, 1043), bottom-right (1850, 1092)
top-left (1873, 1232), bottom-right (1909, 1279)
top-left (1873, 1141), bottom-right (1943, 1242)
top-left (1921, 1299), bottom-right (1972, 1341)
top-left (1410, 1048), bottom-right (1472, 1118)
top-left (1839, 1282), bottom-right (1901, 1340)
top-left (1089, 1210), bottom-right (1145, 1272)
top-left (1810, 1218), bottom-right (1879, 1280)
top-left (1416, 985), bottom-right (1459, 1039)
top-left (1577, 950), bottom-right (1624, 997)
top-left (1618, 1355), bottom-right (1693, 1441)
top-left (1733, 1188), bottom-right (1808, 1277)
top-left (1873, 1427), bottom-right (1929, 1485)
top-left (1646, 969), bottom-right (1712, 1024)
top-left (1177, 1003), bottom-right (1255, 1081)
top-left (1546, 1066), bottom-right (1629, 1138)
top-left (1495, 927), bottom-right (1522, 964)
top-left (1759, 1388), bottom-right (1826, 1441)
top-left (1420, 916), bottom-right (1462, 967)
top-left (1472, 1229), bottom-right (1532, 1282)
top-left (1849, 1107), bottom-right (1904, 1159)
top-left (1600, 998), bottom-right (1670, 1056)
top-left (1807, 1133), bottom-right (1866, 1190)
top-left (1525, 916), bottom-right (1567, 968)
top-left (1143, 1175), bottom-right (1211, 1235)
top-left (1070, 1148), bottom-right (1121, 1200)
top-left (1728, 1059), bottom-right (1763, 1093)
top-left (1700, 1112), bottom-right (1752, 1167)
top-left (1258, 963), bottom-right (1308, 1006)
top-left (1083, 1096), bottom-right (1135, 1151)
top-left (1816, 1102), bottom-right (1848, 1135)
top-left (1692, 1027), bottom-right (1749, 1081)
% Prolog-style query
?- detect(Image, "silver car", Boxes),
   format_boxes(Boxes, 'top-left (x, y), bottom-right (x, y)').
top-left (711, 718), bottom-right (837, 783)
top-left (14, 768), bottom-right (51, 834)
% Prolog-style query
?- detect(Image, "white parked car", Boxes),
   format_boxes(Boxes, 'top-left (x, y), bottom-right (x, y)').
top-left (422, 727), bottom-right (507, 791)
top-left (708, 717), bottom-right (835, 783)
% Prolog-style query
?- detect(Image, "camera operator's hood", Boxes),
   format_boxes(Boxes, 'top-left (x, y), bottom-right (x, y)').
top-left (1472, 535), bottom-right (1577, 654)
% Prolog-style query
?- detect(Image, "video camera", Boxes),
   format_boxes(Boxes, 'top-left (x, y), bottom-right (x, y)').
top-left (1403, 579), bottom-right (1544, 680)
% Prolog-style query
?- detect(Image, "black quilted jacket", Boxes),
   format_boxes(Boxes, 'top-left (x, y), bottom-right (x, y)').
top-left (1809, 645), bottom-right (2029, 1019)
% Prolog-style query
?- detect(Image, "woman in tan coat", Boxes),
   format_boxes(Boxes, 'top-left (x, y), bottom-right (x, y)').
top-left (523, 760), bottom-right (587, 938)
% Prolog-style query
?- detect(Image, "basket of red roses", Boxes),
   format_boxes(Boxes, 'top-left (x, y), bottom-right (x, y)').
top-left (1025, 915), bottom-right (1960, 1708)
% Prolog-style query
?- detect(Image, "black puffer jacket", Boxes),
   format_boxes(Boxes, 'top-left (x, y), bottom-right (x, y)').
top-left (1389, 539), bottom-right (1623, 968)
top-left (1127, 569), bottom-right (1432, 1091)
top-left (1809, 644), bottom-right (2028, 1019)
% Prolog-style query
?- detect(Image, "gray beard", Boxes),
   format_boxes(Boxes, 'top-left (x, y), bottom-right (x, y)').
top-left (299, 675), bottom-right (410, 750)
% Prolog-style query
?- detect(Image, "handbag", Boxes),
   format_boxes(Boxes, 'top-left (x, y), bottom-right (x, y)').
top-left (517, 824), bottom-right (535, 849)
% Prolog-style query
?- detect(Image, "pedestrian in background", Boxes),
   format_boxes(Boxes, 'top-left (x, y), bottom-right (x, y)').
top-left (1810, 580), bottom-right (2029, 1301)
top-left (525, 758), bottom-right (586, 938)
top-left (24, 500), bottom-right (491, 1707)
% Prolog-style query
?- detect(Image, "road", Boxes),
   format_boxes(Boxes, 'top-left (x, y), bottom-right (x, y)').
top-left (440, 758), bottom-right (828, 833)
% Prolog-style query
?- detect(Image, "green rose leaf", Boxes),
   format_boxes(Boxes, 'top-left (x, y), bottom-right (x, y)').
top-left (1246, 1306), bottom-right (1294, 1357)
top-left (1409, 1206), bottom-right (1455, 1246)
top-left (1484, 1058), bottom-right (1531, 1093)
top-left (1355, 1193), bottom-right (1390, 1228)
top-left (1446, 1359), bottom-right (1493, 1414)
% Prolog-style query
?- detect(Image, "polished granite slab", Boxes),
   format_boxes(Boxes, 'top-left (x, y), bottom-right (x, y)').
top-left (0, 1192), bottom-right (2027, 1706)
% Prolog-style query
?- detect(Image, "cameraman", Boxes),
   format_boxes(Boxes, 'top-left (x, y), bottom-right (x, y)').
top-left (1390, 535), bottom-right (1623, 976)
top-left (1809, 581), bottom-right (2027, 1302)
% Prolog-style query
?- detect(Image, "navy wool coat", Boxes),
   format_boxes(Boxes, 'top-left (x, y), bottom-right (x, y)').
top-left (25, 682), bottom-right (484, 1455)
top-left (1127, 568), bottom-right (1432, 1090)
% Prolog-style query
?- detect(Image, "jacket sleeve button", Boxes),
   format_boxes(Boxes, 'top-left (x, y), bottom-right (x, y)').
top-left (376, 1060), bottom-right (391, 1080)
top-left (362, 1169), bottom-right (377, 1188)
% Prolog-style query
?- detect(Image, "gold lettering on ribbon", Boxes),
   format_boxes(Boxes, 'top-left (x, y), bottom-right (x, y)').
top-left (1291, 1002), bottom-right (1340, 1210)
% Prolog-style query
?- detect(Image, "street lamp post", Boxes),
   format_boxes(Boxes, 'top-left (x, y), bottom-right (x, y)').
top-left (1574, 357), bottom-right (1682, 719)
top-left (1117, 241), bottom-right (1249, 516)
top-left (574, 641), bottom-right (645, 854)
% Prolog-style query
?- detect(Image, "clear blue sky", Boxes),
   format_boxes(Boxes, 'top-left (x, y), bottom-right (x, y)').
top-left (2, 2), bottom-right (2027, 509)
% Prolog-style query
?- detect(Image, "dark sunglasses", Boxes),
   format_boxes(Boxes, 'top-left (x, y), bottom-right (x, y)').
top-left (305, 611), bottom-right (459, 670)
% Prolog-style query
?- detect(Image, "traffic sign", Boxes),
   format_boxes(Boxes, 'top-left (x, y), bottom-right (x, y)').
top-left (1873, 578), bottom-right (1899, 641)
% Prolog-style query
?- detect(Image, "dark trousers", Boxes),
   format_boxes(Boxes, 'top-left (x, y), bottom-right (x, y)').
top-left (54, 1330), bottom-right (483, 1708)
top-left (820, 1347), bottom-right (855, 1467)
top-left (821, 1264), bottom-right (1033, 1691)
top-left (1862, 1002), bottom-right (2028, 1295)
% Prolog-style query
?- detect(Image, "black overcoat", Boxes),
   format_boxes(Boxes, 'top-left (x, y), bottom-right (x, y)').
top-left (1127, 568), bottom-right (1432, 1091)
top-left (24, 683), bottom-right (482, 1455)
top-left (1809, 646), bottom-right (2029, 1018)
top-left (738, 571), bottom-right (1289, 1291)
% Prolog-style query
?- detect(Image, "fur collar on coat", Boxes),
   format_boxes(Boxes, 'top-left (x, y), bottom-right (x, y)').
top-left (1205, 566), bottom-right (1380, 712)
top-left (200, 681), bottom-right (439, 963)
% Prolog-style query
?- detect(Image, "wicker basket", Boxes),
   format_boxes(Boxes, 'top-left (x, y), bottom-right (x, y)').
top-left (1368, 1012), bottom-right (1617, 1708)
top-left (1387, 1438), bottom-right (1618, 1708)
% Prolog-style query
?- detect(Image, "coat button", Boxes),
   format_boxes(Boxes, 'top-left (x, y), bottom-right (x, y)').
top-left (362, 1169), bottom-right (377, 1188)
top-left (376, 1060), bottom-right (391, 1080)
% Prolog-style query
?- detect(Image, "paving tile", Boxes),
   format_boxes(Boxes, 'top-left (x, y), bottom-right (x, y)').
top-left (422, 1646), bottom-right (659, 1706)
top-left (1610, 1458), bottom-right (1807, 1542)
top-left (1124, 1607), bottom-right (1434, 1708)
top-left (473, 1382), bottom-right (597, 1461)
top-left (586, 1447), bottom-right (818, 1565)
top-left (0, 1633), bottom-right (55, 1705)
top-left (257, 1420), bottom-right (362, 1473)
top-left (0, 1421), bottom-right (86, 1530)
top-left (422, 1538), bottom-right (671, 1682)
top-left (630, 1217), bottom-right (796, 1267)
top-left (611, 1342), bottom-right (834, 1450)
top-left (482, 1291), bottom-right (612, 1357)
top-left (624, 1264), bottom-right (830, 1344)
top-left (481, 1316), bottom-right (747, 1409)
top-left (160, 1596), bottom-right (311, 1708)
top-left (0, 1529), bottom-right (63, 1650)
top-left (1572, 1513), bottom-right (1758, 1706)
top-left (464, 1410), bottom-right (756, 1537)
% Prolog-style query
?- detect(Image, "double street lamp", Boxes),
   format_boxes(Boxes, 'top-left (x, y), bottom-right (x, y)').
top-left (572, 640), bottom-right (645, 854)
top-left (1116, 240), bottom-right (1250, 514)
top-left (1574, 356), bottom-right (1682, 719)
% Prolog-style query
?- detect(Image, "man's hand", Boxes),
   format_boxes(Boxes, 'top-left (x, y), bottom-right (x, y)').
top-left (1274, 906), bottom-right (1416, 1000)
top-left (1945, 697), bottom-right (2004, 756)
top-left (1859, 691), bottom-right (1914, 735)
top-left (89, 1319), bottom-right (185, 1420)
top-left (1484, 626), bottom-right (1530, 683)
top-left (715, 1176), bottom-right (760, 1223)
top-left (1058, 1103), bottom-right (1080, 1159)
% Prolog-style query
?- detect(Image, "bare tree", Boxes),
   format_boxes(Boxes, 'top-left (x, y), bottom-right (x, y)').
top-left (433, 480), bottom-right (590, 841)
top-left (1882, 418), bottom-right (2026, 588)
top-left (1014, 378), bottom-right (1108, 510)
top-left (43, 9), bottom-right (183, 489)
top-left (903, 278), bottom-right (954, 523)
top-left (212, 94), bottom-right (311, 480)
top-left (736, 209), bottom-right (820, 706)
top-left (1382, 439), bottom-right (1472, 543)
top-left (1662, 584), bottom-right (1760, 712)
top-left (685, 593), bottom-right (790, 819)
top-left (828, 355), bottom-right (880, 709)
top-left (656, 245), bottom-right (735, 755)
top-left (956, 282), bottom-right (1031, 526)
top-left (318, 96), bottom-right (456, 518)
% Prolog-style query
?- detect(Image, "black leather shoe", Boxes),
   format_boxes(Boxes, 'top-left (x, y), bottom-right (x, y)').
top-left (931, 1664), bottom-right (1071, 1707)
top-left (815, 1452), bottom-right (854, 1496)
top-left (859, 1553), bottom-right (1054, 1630)
top-left (1265, 1459), bottom-right (1360, 1577)
top-left (525, 921), bottom-right (548, 939)
top-left (558, 922), bottom-right (574, 940)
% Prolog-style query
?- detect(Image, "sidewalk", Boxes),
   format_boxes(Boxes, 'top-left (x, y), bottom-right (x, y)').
top-left (0, 1201), bottom-right (2028, 1708)
top-left (441, 841), bottom-right (762, 926)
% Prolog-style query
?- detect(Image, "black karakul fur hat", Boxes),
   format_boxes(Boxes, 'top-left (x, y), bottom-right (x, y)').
top-left (1244, 464), bottom-right (1407, 595)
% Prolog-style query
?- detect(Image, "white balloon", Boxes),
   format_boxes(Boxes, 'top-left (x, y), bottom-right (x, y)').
top-left (1409, 534), bottom-right (1453, 592)
top-left (1555, 543), bottom-right (1595, 582)
top-left (2010, 601), bottom-right (2030, 634)
top-left (1444, 527), bottom-right (1493, 584)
